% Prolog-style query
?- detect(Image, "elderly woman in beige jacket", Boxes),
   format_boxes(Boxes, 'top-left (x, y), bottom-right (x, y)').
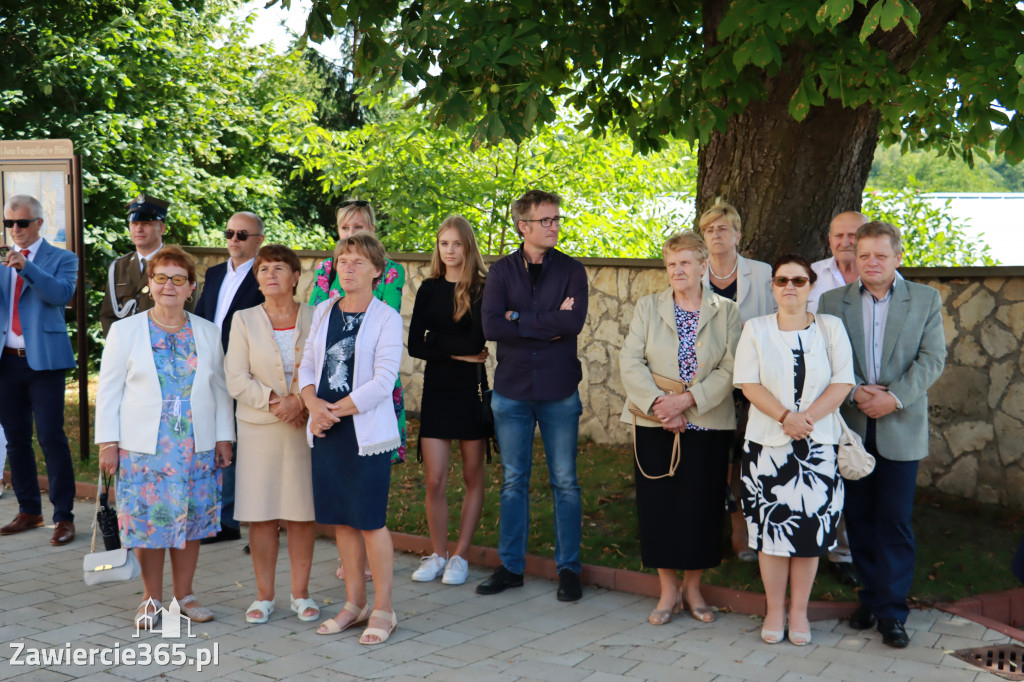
top-left (224, 245), bottom-right (317, 626)
top-left (619, 231), bottom-right (741, 627)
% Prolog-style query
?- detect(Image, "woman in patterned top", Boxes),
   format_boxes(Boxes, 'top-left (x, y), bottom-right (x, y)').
top-left (309, 200), bottom-right (406, 583)
top-left (96, 246), bottom-right (235, 630)
top-left (733, 255), bottom-right (854, 646)
top-left (619, 232), bottom-right (741, 626)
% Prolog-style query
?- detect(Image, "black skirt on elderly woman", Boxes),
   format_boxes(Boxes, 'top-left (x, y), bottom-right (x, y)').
top-left (634, 426), bottom-right (731, 569)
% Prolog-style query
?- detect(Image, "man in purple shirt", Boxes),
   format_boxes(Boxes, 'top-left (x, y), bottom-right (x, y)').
top-left (477, 190), bottom-right (589, 601)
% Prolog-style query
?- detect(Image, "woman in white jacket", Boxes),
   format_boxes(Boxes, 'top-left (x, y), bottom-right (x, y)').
top-left (96, 246), bottom-right (234, 630)
top-left (299, 232), bottom-right (402, 644)
top-left (733, 254), bottom-right (854, 646)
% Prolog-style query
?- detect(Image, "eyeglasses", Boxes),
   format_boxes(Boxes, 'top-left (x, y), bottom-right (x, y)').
top-left (224, 229), bottom-right (261, 241)
top-left (2, 218), bottom-right (41, 229)
top-left (339, 200), bottom-right (370, 208)
top-left (522, 216), bottom-right (564, 228)
top-left (772, 276), bottom-right (810, 288)
top-left (151, 273), bottom-right (190, 286)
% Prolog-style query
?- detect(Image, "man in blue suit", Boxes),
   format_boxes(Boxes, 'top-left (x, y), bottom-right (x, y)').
top-left (0, 195), bottom-right (79, 545)
top-left (194, 211), bottom-right (265, 544)
top-left (818, 221), bottom-right (946, 648)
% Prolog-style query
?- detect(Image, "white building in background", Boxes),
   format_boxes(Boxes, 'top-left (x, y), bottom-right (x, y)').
top-left (922, 193), bottom-right (1024, 266)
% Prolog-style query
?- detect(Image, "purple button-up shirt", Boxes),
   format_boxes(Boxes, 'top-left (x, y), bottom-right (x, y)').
top-left (481, 246), bottom-right (589, 401)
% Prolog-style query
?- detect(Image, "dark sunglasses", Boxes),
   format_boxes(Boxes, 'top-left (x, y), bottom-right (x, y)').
top-left (2, 218), bottom-right (41, 229)
top-left (151, 273), bottom-right (190, 286)
top-left (224, 229), bottom-right (261, 241)
top-left (339, 199), bottom-right (370, 208)
top-left (772, 276), bottom-right (810, 288)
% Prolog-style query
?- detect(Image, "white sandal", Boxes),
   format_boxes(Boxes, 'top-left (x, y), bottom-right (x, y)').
top-left (135, 598), bottom-right (162, 630)
top-left (359, 609), bottom-right (397, 645)
top-left (245, 599), bottom-right (274, 624)
top-left (290, 595), bottom-right (320, 622)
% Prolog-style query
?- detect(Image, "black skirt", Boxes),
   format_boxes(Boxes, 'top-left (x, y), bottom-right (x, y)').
top-left (419, 363), bottom-right (491, 440)
top-left (634, 426), bottom-right (731, 570)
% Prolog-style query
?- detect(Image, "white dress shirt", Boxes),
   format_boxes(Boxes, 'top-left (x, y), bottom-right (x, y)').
top-left (808, 257), bottom-right (853, 313)
top-left (213, 258), bottom-right (254, 332)
top-left (5, 237), bottom-right (43, 349)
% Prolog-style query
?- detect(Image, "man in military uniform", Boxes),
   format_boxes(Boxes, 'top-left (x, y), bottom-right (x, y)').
top-left (100, 194), bottom-right (190, 336)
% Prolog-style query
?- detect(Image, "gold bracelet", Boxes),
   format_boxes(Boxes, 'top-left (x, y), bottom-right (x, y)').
top-left (100, 444), bottom-right (118, 451)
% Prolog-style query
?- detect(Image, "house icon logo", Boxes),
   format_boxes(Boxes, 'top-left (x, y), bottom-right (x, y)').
top-left (133, 597), bottom-right (196, 638)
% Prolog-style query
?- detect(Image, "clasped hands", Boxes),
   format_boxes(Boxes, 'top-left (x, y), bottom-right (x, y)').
top-left (781, 411), bottom-right (814, 441)
top-left (269, 392), bottom-right (308, 428)
top-left (651, 392), bottom-right (696, 434)
top-left (853, 384), bottom-right (899, 419)
top-left (305, 396), bottom-right (357, 438)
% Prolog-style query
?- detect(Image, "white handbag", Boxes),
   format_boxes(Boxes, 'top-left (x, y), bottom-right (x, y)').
top-left (836, 415), bottom-right (875, 480)
top-left (82, 474), bottom-right (141, 585)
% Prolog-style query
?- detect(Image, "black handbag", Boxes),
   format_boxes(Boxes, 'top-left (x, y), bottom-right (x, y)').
top-left (97, 474), bottom-right (121, 551)
top-left (476, 364), bottom-right (494, 427)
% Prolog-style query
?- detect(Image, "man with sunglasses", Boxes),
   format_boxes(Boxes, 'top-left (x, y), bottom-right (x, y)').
top-left (478, 190), bottom-right (589, 602)
top-left (0, 195), bottom-right (79, 546)
top-left (818, 221), bottom-right (945, 648)
top-left (100, 194), bottom-right (190, 336)
top-left (194, 211), bottom-right (265, 545)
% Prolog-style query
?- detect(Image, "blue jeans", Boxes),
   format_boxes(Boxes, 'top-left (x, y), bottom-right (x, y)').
top-left (492, 390), bottom-right (582, 575)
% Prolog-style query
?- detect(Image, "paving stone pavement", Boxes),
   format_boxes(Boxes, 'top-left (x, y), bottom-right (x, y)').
top-left (0, 493), bottom-right (1011, 681)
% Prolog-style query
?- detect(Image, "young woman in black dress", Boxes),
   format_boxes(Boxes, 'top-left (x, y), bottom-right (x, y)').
top-left (407, 215), bottom-right (489, 585)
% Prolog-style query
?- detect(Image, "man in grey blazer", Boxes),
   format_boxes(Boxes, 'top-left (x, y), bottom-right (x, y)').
top-left (818, 221), bottom-right (946, 648)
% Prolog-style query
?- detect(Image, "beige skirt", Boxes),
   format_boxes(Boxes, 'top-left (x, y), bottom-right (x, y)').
top-left (234, 419), bottom-right (315, 522)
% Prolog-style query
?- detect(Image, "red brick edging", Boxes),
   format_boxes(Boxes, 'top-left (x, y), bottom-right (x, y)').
top-left (937, 588), bottom-right (1024, 643)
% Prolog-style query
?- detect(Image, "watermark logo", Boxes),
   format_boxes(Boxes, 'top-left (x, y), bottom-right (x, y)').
top-left (9, 597), bottom-right (217, 671)
top-left (133, 597), bottom-right (195, 639)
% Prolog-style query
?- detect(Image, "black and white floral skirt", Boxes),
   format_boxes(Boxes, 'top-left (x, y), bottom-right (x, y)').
top-left (740, 438), bottom-right (844, 558)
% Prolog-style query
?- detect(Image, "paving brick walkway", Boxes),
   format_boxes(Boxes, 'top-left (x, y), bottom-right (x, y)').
top-left (0, 493), bottom-right (1010, 681)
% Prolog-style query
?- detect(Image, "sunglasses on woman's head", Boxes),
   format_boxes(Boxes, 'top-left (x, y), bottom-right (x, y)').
top-left (772, 276), bottom-right (810, 288)
top-left (151, 273), bottom-right (189, 286)
top-left (339, 200), bottom-right (370, 208)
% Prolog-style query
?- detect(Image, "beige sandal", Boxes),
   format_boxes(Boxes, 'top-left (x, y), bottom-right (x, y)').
top-left (359, 609), bottom-right (397, 645)
top-left (317, 601), bottom-right (370, 635)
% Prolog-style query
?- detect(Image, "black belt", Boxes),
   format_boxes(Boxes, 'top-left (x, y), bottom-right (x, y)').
top-left (2, 347), bottom-right (27, 357)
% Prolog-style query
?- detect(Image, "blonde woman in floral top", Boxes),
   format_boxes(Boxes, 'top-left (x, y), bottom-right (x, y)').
top-left (309, 200), bottom-right (405, 581)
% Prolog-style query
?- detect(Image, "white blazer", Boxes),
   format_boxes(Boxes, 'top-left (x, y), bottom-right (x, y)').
top-left (702, 254), bottom-right (775, 323)
top-left (733, 313), bottom-right (855, 446)
top-left (298, 296), bottom-right (402, 455)
top-left (95, 312), bottom-right (235, 454)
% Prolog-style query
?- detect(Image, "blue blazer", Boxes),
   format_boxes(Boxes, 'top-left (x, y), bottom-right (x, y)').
top-left (194, 261), bottom-right (265, 352)
top-left (0, 240), bottom-right (78, 371)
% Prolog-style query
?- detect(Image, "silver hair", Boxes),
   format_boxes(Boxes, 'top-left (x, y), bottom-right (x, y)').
top-left (4, 194), bottom-right (43, 220)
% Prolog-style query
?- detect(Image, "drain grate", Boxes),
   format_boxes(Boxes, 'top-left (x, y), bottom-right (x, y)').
top-left (953, 645), bottom-right (1024, 680)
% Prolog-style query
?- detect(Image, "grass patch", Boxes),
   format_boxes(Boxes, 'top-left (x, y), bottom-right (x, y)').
top-left (35, 377), bottom-right (1024, 604)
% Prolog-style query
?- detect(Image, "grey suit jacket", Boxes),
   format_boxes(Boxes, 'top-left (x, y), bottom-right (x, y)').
top-left (818, 278), bottom-right (946, 462)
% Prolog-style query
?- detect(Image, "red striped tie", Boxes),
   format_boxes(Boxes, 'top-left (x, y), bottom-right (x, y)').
top-left (11, 249), bottom-right (29, 336)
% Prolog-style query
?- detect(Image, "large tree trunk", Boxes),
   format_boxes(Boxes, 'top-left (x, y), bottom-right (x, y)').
top-left (697, 97), bottom-right (880, 264)
top-left (696, 0), bottom-right (962, 265)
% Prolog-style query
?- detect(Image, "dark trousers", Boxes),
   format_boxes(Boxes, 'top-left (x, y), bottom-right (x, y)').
top-left (0, 354), bottom-right (75, 522)
top-left (843, 419), bottom-right (918, 621)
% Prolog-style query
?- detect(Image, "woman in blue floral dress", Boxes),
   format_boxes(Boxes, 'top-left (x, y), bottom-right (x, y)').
top-left (96, 247), bottom-right (235, 631)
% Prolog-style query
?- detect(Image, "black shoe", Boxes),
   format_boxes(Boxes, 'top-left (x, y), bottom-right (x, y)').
top-left (877, 618), bottom-right (910, 648)
top-left (476, 566), bottom-right (524, 595)
top-left (200, 526), bottom-right (242, 545)
top-left (831, 561), bottom-right (862, 588)
top-left (243, 544), bottom-right (250, 554)
top-left (557, 569), bottom-right (582, 602)
top-left (848, 604), bottom-right (877, 630)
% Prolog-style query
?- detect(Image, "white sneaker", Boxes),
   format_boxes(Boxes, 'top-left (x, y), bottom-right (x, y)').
top-left (441, 555), bottom-right (469, 585)
top-left (411, 553), bottom-right (447, 582)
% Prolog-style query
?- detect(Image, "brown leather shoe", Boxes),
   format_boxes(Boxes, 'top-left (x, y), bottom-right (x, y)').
top-left (0, 513), bottom-right (44, 535)
top-left (50, 520), bottom-right (75, 546)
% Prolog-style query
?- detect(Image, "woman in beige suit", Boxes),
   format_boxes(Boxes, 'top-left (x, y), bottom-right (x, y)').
top-left (619, 231), bottom-right (741, 626)
top-left (225, 245), bottom-right (317, 625)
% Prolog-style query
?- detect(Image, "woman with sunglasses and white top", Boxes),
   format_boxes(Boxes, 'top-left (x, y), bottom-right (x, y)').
top-left (733, 254), bottom-right (854, 647)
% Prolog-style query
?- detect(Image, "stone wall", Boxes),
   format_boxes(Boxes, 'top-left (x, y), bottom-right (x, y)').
top-left (187, 248), bottom-right (1024, 508)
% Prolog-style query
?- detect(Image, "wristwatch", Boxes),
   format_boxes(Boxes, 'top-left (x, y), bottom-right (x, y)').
top-left (509, 311), bottom-right (520, 324)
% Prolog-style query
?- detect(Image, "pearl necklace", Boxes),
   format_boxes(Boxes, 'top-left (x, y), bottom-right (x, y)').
top-left (708, 256), bottom-right (739, 280)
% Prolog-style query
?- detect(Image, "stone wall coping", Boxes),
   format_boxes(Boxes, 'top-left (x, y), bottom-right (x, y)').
top-left (183, 246), bottom-right (1024, 276)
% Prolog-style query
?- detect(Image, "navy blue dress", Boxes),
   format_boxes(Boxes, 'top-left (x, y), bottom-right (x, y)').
top-left (311, 307), bottom-right (391, 530)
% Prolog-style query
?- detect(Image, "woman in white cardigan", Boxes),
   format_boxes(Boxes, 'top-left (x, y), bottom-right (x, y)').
top-left (299, 232), bottom-right (402, 644)
top-left (733, 254), bottom-right (854, 646)
top-left (96, 246), bottom-right (235, 630)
